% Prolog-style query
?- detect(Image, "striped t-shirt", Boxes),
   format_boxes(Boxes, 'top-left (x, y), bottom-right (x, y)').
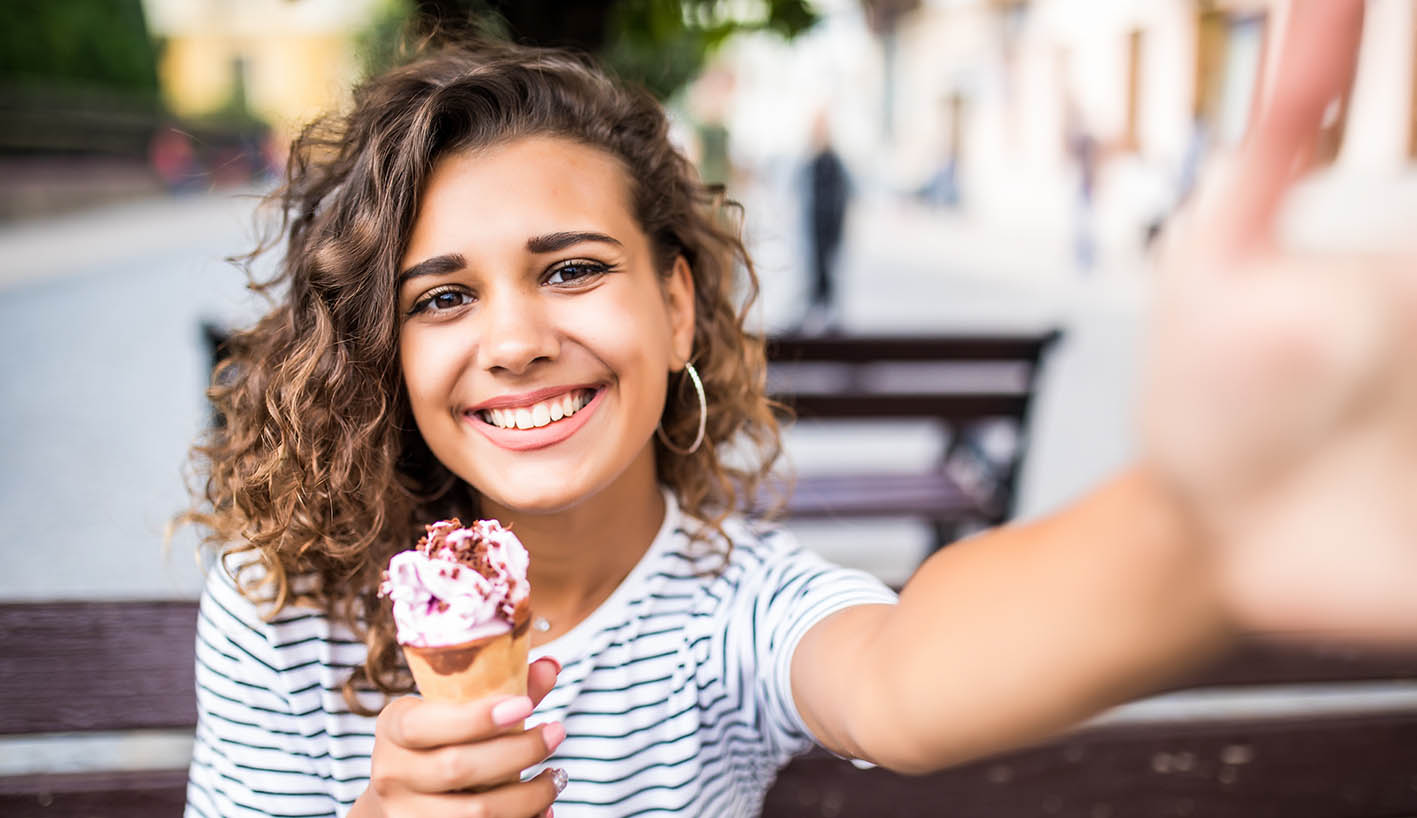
top-left (186, 492), bottom-right (897, 817)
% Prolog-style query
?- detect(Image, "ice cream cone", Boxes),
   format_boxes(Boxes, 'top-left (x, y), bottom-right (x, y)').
top-left (380, 516), bottom-right (534, 790)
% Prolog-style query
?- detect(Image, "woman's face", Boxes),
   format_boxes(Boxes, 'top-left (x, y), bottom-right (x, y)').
top-left (397, 135), bottom-right (695, 516)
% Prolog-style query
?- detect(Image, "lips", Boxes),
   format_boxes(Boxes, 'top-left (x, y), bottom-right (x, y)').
top-left (477, 388), bottom-right (594, 430)
top-left (464, 386), bottom-right (606, 451)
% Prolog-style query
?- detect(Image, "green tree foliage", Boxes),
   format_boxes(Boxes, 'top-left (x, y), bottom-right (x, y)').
top-left (357, 0), bottom-right (419, 80)
top-left (380, 0), bottom-right (818, 99)
top-left (0, 0), bottom-right (158, 95)
top-left (605, 0), bottom-right (816, 99)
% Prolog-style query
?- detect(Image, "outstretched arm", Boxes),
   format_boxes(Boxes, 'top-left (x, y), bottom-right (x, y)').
top-left (792, 467), bottom-right (1224, 772)
top-left (792, 0), bottom-right (1417, 773)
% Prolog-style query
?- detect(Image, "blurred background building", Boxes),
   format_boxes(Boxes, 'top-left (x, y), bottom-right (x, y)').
top-left (143, 0), bottom-right (383, 135)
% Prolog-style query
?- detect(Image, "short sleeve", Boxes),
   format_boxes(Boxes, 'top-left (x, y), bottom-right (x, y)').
top-left (186, 567), bottom-right (340, 818)
top-left (732, 528), bottom-right (897, 765)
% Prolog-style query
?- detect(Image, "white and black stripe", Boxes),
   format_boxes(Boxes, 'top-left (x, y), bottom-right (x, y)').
top-left (186, 492), bottom-right (897, 817)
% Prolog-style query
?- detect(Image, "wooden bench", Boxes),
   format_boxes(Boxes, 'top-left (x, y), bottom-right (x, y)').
top-left (0, 601), bottom-right (195, 817)
top-left (764, 639), bottom-right (1417, 817)
top-left (764, 331), bottom-right (1061, 552)
top-left (5, 601), bottom-right (1415, 817)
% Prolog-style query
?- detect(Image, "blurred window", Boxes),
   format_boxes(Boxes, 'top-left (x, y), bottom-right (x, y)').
top-left (1194, 9), bottom-right (1271, 149)
top-left (1410, 9), bottom-right (1417, 160)
top-left (1216, 15), bottom-right (1266, 146)
top-left (1125, 28), bottom-right (1143, 152)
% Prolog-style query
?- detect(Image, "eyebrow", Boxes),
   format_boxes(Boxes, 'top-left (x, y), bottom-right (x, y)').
top-left (525, 231), bottom-right (623, 254)
top-left (397, 232), bottom-right (624, 286)
top-left (397, 253), bottom-right (466, 286)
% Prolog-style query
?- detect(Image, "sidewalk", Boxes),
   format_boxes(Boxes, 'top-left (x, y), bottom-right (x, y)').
top-left (0, 183), bottom-right (268, 291)
top-left (0, 190), bottom-right (266, 601)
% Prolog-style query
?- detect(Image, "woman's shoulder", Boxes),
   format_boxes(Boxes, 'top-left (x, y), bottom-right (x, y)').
top-left (198, 553), bottom-right (339, 652)
top-left (682, 512), bottom-right (895, 608)
top-left (719, 514), bottom-right (806, 566)
top-left (668, 512), bottom-right (830, 599)
top-left (663, 510), bottom-right (800, 571)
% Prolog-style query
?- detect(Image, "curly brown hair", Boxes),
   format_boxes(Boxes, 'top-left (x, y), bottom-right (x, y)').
top-left (181, 40), bottom-right (784, 714)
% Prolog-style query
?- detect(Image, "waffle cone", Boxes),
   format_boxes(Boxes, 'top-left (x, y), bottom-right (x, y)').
top-left (402, 623), bottom-right (531, 704)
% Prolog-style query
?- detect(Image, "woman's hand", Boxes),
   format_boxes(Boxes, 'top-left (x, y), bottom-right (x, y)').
top-left (1143, 0), bottom-right (1417, 644)
top-left (352, 657), bottom-right (566, 818)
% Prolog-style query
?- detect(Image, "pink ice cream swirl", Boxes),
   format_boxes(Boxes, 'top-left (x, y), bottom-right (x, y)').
top-left (379, 518), bottom-right (530, 649)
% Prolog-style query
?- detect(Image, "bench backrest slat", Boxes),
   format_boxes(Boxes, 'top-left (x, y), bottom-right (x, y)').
top-left (766, 333), bottom-right (1061, 363)
top-left (781, 392), bottom-right (1030, 421)
top-left (0, 769), bottom-right (190, 818)
top-left (765, 712), bottom-right (1417, 818)
top-left (0, 601), bottom-right (198, 735)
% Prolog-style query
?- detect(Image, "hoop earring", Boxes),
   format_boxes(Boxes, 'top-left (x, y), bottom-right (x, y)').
top-left (656, 361), bottom-right (707, 456)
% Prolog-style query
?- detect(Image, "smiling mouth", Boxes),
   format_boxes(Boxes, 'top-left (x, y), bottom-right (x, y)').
top-left (476, 388), bottom-right (596, 430)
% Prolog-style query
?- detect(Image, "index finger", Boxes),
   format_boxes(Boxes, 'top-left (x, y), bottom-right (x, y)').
top-left (380, 693), bottom-right (534, 750)
top-left (1209, 0), bottom-right (1365, 258)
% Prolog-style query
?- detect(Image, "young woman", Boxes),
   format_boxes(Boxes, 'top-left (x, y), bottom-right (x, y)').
top-left (184, 5), bottom-right (1417, 817)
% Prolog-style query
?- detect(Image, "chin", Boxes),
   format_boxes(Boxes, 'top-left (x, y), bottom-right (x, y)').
top-left (476, 478), bottom-right (596, 518)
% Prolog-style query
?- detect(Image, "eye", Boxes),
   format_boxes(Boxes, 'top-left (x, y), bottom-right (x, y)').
top-left (408, 286), bottom-right (473, 316)
top-left (544, 260), bottom-right (610, 287)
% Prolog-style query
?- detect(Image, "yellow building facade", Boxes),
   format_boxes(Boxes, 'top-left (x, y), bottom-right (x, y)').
top-left (142, 0), bottom-right (387, 137)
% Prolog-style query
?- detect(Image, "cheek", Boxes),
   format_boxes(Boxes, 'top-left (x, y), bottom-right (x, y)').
top-left (618, 307), bottom-right (677, 429)
top-left (398, 330), bottom-right (465, 425)
top-left (580, 291), bottom-right (674, 379)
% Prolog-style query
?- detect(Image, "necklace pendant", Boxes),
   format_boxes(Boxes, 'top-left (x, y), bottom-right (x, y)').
top-left (532, 615), bottom-right (551, 633)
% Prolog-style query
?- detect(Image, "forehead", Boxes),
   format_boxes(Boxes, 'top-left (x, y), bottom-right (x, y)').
top-left (403, 135), bottom-right (640, 263)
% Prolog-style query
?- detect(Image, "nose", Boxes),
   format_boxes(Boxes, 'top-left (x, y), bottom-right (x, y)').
top-left (477, 286), bottom-right (558, 375)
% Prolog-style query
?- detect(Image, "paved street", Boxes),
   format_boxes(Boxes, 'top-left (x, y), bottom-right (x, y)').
top-left (0, 186), bottom-right (1146, 598)
top-left (0, 191), bottom-right (269, 600)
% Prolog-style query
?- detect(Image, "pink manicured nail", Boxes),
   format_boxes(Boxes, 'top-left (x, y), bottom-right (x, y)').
top-left (550, 767), bottom-right (569, 795)
top-left (491, 696), bottom-right (533, 726)
top-left (542, 721), bottom-right (566, 751)
top-left (544, 655), bottom-right (562, 674)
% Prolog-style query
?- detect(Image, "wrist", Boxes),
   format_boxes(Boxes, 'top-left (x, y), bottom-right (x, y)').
top-left (1130, 461), bottom-right (1243, 648)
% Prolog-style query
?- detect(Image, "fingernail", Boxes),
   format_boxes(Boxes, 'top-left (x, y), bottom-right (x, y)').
top-left (545, 808), bottom-right (555, 818)
top-left (550, 767), bottom-right (569, 795)
top-left (542, 721), bottom-right (566, 752)
top-left (491, 695), bottom-right (533, 726)
top-left (545, 655), bottom-right (562, 674)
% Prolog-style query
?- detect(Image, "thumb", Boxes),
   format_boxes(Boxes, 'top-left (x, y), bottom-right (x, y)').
top-left (528, 656), bottom-right (561, 706)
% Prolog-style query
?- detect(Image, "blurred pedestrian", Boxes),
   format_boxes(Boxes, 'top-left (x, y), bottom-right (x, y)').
top-left (800, 111), bottom-right (850, 333)
top-left (1064, 96), bottom-right (1098, 272)
top-left (148, 126), bottom-right (198, 193)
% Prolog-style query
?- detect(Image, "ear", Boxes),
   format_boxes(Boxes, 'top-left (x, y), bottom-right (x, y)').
top-left (664, 255), bottom-right (696, 368)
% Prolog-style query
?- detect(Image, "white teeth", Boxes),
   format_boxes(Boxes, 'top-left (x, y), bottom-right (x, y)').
top-left (481, 390), bottom-right (592, 430)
